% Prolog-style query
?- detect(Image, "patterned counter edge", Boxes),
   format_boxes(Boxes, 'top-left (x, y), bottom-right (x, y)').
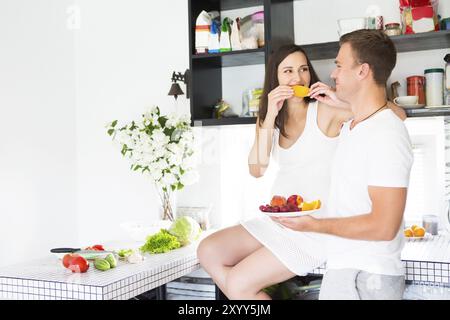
top-left (0, 256), bottom-right (200, 300)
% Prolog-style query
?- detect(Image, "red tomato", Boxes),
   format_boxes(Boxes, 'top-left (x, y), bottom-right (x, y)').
top-left (67, 256), bottom-right (90, 273)
top-left (62, 253), bottom-right (78, 268)
top-left (92, 244), bottom-right (104, 251)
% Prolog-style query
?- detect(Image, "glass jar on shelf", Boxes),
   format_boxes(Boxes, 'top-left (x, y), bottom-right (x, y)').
top-left (384, 23), bottom-right (401, 36)
top-left (425, 68), bottom-right (444, 107)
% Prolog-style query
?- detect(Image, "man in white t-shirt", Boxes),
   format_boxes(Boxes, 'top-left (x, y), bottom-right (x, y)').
top-left (273, 30), bottom-right (413, 299)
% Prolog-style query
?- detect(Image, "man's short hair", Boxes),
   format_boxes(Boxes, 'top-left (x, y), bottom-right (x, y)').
top-left (339, 29), bottom-right (397, 86)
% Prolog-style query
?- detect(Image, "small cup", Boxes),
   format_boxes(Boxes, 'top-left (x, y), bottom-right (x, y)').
top-left (422, 214), bottom-right (439, 235)
top-left (394, 95), bottom-right (419, 106)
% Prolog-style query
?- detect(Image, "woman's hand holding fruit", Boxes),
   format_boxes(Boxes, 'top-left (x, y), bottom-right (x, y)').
top-left (266, 85), bottom-right (294, 120)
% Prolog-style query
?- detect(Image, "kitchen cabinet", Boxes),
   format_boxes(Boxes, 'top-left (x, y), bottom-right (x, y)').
top-left (188, 0), bottom-right (294, 126)
top-left (188, 0), bottom-right (450, 125)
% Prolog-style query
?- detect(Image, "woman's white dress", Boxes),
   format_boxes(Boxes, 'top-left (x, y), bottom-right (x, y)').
top-left (241, 101), bottom-right (338, 275)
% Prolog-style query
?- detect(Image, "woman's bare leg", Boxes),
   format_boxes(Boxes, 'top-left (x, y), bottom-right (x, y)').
top-left (197, 225), bottom-right (263, 295)
top-left (225, 246), bottom-right (295, 300)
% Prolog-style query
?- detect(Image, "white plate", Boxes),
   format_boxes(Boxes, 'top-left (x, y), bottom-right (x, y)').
top-left (262, 209), bottom-right (319, 217)
top-left (398, 103), bottom-right (425, 109)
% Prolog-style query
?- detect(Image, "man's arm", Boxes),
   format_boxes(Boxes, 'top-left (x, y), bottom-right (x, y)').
top-left (273, 186), bottom-right (407, 241)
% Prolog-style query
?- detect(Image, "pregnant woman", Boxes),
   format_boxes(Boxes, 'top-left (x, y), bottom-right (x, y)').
top-left (197, 44), bottom-right (405, 300)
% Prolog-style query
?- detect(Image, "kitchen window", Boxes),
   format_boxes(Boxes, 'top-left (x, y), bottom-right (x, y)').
top-left (403, 117), bottom-right (446, 228)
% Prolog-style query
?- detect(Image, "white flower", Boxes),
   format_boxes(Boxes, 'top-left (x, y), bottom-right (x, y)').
top-left (180, 170), bottom-right (199, 186)
top-left (150, 169), bottom-right (163, 181)
top-left (108, 107), bottom-right (198, 191)
top-left (161, 172), bottom-right (177, 187)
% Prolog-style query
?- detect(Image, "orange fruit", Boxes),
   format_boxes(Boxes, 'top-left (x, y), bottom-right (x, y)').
top-left (404, 228), bottom-right (414, 237)
top-left (411, 224), bottom-right (419, 231)
top-left (270, 195), bottom-right (287, 207)
top-left (292, 85), bottom-right (309, 98)
top-left (413, 227), bottom-right (425, 237)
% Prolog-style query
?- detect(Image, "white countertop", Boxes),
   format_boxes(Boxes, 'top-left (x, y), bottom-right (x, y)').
top-left (0, 239), bottom-right (202, 300)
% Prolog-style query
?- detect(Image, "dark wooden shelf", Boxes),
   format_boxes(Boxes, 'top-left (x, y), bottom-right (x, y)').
top-left (191, 108), bottom-right (450, 126)
top-left (192, 48), bottom-right (265, 67)
top-left (192, 117), bottom-right (257, 126)
top-left (302, 30), bottom-right (450, 61)
top-left (220, 0), bottom-right (263, 11)
top-left (405, 106), bottom-right (450, 118)
top-left (188, 0), bottom-right (294, 125)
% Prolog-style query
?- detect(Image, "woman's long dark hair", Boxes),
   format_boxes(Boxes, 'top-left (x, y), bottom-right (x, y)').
top-left (258, 44), bottom-right (320, 139)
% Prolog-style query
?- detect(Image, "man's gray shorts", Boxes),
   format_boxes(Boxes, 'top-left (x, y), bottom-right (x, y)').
top-left (319, 269), bottom-right (405, 300)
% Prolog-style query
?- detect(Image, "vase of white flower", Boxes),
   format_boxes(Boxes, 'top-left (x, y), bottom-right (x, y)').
top-left (107, 106), bottom-right (199, 221)
top-left (159, 189), bottom-right (176, 221)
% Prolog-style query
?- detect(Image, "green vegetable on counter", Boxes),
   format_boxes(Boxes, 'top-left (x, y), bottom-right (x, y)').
top-left (105, 254), bottom-right (117, 268)
top-left (140, 229), bottom-right (181, 254)
top-left (94, 258), bottom-right (111, 271)
top-left (117, 249), bottom-right (134, 259)
top-left (168, 216), bottom-right (202, 246)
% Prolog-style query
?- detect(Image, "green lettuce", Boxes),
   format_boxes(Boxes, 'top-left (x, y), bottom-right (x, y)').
top-left (140, 229), bottom-right (181, 254)
top-left (168, 216), bottom-right (202, 246)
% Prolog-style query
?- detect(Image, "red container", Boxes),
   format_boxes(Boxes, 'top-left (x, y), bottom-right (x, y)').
top-left (407, 75), bottom-right (426, 104)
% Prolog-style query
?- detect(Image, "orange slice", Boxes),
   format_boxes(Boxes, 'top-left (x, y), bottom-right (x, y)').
top-left (413, 227), bottom-right (425, 237)
top-left (292, 85), bottom-right (309, 98)
top-left (404, 228), bottom-right (414, 237)
top-left (301, 200), bottom-right (321, 211)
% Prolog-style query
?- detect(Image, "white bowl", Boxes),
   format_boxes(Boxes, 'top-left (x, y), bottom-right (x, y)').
top-left (394, 95), bottom-right (419, 106)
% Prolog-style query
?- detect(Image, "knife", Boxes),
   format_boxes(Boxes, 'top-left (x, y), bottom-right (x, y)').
top-left (50, 248), bottom-right (116, 255)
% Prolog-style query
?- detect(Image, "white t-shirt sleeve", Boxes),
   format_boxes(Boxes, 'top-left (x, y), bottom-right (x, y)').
top-left (367, 127), bottom-right (413, 187)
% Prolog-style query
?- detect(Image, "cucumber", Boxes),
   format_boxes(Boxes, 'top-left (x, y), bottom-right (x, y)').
top-left (94, 258), bottom-right (110, 271)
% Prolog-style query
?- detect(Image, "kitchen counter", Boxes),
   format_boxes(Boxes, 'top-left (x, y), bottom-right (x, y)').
top-left (2, 232), bottom-right (450, 300)
top-left (0, 241), bottom-right (200, 300)
top-left (309, 233), bottom-right (450, 287)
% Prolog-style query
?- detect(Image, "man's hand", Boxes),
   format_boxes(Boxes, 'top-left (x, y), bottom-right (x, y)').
top-left (270, 215), bottom-right (318, 232)
top-left (309, 82), bottom-right (350, 110)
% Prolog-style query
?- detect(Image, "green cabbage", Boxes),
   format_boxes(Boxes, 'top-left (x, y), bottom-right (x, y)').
top-left (140, 229), bottom-right (181, 254)
top-left (168, 216), bottom-right (202, 246)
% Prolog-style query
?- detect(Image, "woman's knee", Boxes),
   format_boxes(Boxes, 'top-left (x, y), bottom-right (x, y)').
top-left (197, 236), bottom-right (217, 267)
top-left (226, 268), bottom-right (256, 299)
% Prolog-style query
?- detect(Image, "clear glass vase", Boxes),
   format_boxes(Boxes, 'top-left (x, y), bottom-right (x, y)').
top-left (160, 190), bottom-right (177, 221)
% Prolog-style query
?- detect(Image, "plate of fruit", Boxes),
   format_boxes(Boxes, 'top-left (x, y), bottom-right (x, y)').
top-left (259, 195), bottom-right (321, 217)
top-left (404, 225), bottom-right (428, 240)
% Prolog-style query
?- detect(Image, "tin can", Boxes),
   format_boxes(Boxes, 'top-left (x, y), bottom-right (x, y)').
top-left (407, 75), bottom-right (426, 105)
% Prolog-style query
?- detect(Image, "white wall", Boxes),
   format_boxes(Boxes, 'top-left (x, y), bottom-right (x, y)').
top-left (0, 0), bottom-right (77, 267)
top-left (74, 0), bottom-right (190, 244)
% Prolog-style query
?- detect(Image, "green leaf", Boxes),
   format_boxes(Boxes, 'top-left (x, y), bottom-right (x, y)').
top-left (111, 120), bottom-right (118, 127)
top-left (177, 182), bottom-right (184, 190)
top-left (121, 144), bottom-right (128, 156)
top-left (171, 185), bottom-right (176, 192)
top-left (158, 116), bottom-right (168, 128)
top-left (133, 165), bottom-right (142, 171)
top-left (179, 168), bottom-right (185, 175)
top-left (107, 129), bottom-right (114, 136)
